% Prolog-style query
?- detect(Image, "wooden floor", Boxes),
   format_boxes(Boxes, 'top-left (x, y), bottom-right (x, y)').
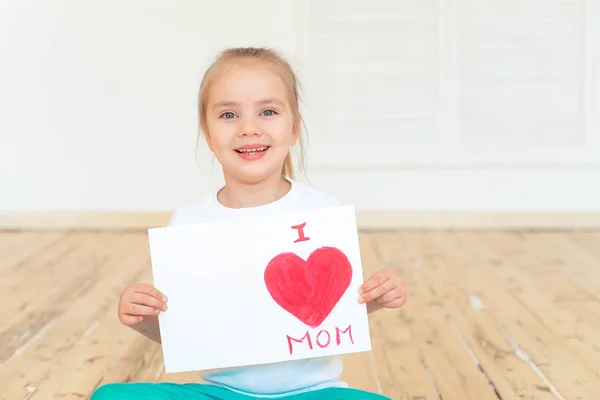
top-left (1, 231), bottom-right (600, 399)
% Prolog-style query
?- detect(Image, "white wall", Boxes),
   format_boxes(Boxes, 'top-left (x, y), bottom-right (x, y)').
top-left (2, 0), bottom-right (600, 214)
top-left (0, 0), bottom-right (301, 211)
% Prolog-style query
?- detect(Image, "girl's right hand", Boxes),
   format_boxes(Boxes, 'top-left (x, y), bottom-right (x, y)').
top-left (118, 283), bottom-right (168, 326)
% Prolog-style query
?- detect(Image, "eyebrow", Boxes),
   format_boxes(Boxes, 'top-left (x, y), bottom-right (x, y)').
top-left (211, 98), bottom-right (285, 109)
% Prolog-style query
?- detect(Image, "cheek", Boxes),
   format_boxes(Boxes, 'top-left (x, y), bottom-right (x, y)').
top-left (266, 118), bottom-right (295, 145)
top-left (207, 121), bottom-right (236, 150)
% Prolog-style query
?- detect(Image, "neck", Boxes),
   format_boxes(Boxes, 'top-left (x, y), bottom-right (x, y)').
top-left (218, 172), bottom-right (291, 209)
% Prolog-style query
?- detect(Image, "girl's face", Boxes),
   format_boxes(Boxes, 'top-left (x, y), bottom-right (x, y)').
top-left (205, 60), bottom-right (298, 183)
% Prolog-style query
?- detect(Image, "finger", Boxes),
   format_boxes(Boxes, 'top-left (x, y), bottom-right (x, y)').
top-left (133, 283), bottom-right (167, 301)
top-left (359, 270), bottom-right (390, 295)
top-left (359, 278), bottom-right (394, 304)
top-left (377, 289), bottom-right (404, 305)
top-left (128, 292), bottom-right (167, 311)
top-left (125, 303), bottom-right (161, 317)
top-left (134, 284), bottom-right (168, 302)
top-left (381, 295), bottom-right (407, 308)
top-left (120, 314), bottom-right (144, 326)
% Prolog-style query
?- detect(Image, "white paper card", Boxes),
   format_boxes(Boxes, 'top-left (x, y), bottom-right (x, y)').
top-left (147, 205), bottom-right (372, 373)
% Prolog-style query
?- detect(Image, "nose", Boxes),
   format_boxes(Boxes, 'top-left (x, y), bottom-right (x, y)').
top-left (237, 116), bottom-right (262, 138)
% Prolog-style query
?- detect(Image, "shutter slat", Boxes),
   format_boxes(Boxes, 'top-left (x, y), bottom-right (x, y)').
top-left (458, 0), bottom-right (585, 148)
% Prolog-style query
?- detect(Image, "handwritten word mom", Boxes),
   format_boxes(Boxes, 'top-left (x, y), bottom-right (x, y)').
top-left (286, 325), bottom-right (354, 355)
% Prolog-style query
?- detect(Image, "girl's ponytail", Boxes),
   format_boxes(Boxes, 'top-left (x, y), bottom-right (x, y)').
top-left (282, 151), bottom-right (294, 179)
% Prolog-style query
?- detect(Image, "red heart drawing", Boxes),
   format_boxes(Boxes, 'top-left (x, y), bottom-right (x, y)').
top-left (264, 246), bottom-right (353, 328)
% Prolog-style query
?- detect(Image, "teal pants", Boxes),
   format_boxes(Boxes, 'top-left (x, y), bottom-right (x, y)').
top-left (91, 383), bottom-right (391, 400)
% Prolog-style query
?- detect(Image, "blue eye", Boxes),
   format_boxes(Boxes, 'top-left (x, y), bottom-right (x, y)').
top-left (221, 112), bottom-right (236, 119)
top-left (261, 109), bottom-right (277, 116)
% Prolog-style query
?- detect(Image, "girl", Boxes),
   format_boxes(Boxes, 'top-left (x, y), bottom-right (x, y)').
top-left (92, 47), bottom-right (406, 400)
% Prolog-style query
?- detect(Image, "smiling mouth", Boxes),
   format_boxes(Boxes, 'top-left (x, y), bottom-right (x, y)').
top-left (235, 146), bottom-right (270, 155)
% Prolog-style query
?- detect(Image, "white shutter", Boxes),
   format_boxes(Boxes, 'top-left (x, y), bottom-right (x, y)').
top-left (299, 0), bottom-right (439, 166)
top-left (300, 0), bottom-right (600, 167)
top-left (459, 0), bottom-right (584, 148)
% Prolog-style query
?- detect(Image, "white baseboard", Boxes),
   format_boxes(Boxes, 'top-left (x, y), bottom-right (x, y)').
top-left (0, 212), bottom-right (171, 230)
top-left (355, 211), bottom-right (600, 230)
top-left (1, 211), bottom-right (599, 230)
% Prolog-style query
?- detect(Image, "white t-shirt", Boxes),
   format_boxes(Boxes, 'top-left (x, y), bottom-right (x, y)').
top-left (168, 177), bottom-right (347, 397)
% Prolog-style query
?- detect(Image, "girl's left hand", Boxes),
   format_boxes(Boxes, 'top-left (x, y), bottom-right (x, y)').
top-left (358, 268), bottom-right (407, 312)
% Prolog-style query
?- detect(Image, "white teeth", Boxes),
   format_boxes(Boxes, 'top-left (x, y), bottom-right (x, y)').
top-left (236, 146), bottom-right (268, 153)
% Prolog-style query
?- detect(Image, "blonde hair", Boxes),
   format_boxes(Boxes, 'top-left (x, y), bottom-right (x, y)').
top-left (197, 47), bottom-right (305, 179)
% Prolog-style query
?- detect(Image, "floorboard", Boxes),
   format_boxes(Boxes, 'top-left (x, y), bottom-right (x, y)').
top-left (1, 231), bottom-right (599, 399)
